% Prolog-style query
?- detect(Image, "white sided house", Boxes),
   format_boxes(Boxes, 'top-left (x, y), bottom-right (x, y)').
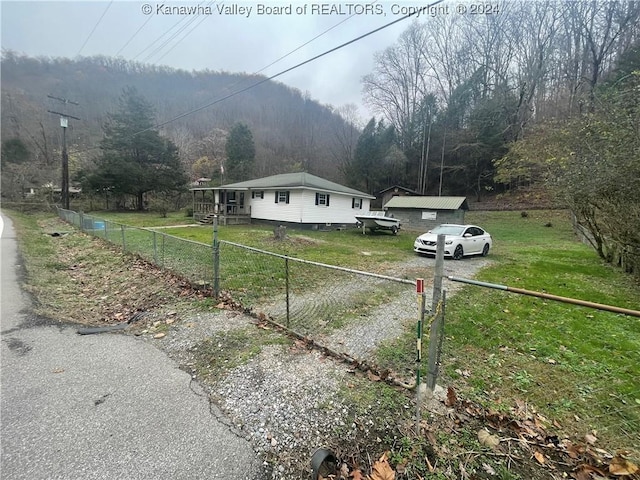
top-left (191, 172), bottom-right (375, 229)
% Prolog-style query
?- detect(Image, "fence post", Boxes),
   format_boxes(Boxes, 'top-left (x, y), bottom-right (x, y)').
top-left (161, 234), bottom-right (165, 268)
top-left (153, 230), bottom-right (158, 264)
top-left (432, 234), bottom-right (445, 309)
top-left (103, 220), bottom-right (107, 239)
top-left (415, 278), bottom-right (427, 432)
top-left (213, 216), bottom-right (220, 298)
top-left (426, 290), bottom-right (446, 395)
top-left (285, 256), bottom-right (290, 328)
top-left (79, 211), bottom-right (84, 232)
top-left (423, 234), bottom-right (446, 399)
top-left (120, 224), bottom-right (126, 251)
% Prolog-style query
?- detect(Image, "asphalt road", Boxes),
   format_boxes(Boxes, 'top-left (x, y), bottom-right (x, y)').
top-left (0, 213), bottom-right (266, 480)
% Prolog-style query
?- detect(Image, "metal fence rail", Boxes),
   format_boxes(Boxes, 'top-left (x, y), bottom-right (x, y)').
top-left (58, 209), bottom-right (213, 286)
top-left (57, 208), bottom-right (420, 373)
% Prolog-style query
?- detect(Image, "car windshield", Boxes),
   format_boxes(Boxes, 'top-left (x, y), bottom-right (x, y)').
top-left (431, 225), bottom-right (465, 236)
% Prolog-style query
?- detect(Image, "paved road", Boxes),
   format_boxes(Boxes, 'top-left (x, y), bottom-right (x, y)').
top-left (0, 214), bottom-right (266, 480)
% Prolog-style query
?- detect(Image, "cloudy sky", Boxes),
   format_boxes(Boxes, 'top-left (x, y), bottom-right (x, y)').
top-left (1, 1), bottom-right (430, 120)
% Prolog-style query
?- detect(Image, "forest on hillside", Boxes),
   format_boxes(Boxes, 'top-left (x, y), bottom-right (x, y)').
top-left (2, 0), bottom-right (639, 206)
top-left (0, 52), bottom-right (360, 195)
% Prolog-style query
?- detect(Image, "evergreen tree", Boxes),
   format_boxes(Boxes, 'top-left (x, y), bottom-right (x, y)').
top-left (224, 122), bottom-right (255, 182)
top-left (84, 87), bottom-right (187, 210)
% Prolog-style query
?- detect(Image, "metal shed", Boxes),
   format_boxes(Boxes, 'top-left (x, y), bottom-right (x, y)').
top-left (383, 196), bottom-right (469, 231)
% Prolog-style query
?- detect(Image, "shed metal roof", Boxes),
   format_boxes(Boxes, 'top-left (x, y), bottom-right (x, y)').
top-left (384, 196), bottom-right (468, 210)
top-left (191, 172), bottom-right (375, 199)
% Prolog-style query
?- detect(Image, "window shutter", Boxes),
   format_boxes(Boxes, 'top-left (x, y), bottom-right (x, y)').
top-left (285, 192), bottom-right (290, 204)
top-left (326, 194), bottom-right (330, 206)
top-left (360, 199), bottom-right (363, 209)
top-left (315, 193), bottom-right (319, 205)
top-left (352, 198), bottom-right (355, 208)
top-left (275, 191), bottom-right (279, 203)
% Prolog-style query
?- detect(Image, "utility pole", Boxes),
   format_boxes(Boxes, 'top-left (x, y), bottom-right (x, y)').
top-left (48, 95), bottom-right (80, 210)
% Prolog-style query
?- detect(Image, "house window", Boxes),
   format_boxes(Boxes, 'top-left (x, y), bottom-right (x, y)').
top-left (252, 190), bottom-right (264, 199)
top-left (275, 191), bottom-right (290, 204)
top-left (352, 198), bottom-right (362, 209)
top-left (315, 193), bottom-right (330, 206)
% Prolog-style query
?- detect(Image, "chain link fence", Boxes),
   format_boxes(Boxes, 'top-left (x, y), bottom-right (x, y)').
top-left (57, 208), bottom-right (421, 377)
top-left (56, 208), bottom-right (639, 453)
top-left (58, 208), bottom-right (213, 285)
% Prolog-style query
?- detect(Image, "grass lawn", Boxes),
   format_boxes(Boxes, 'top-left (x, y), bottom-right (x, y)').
top-left (51, 208), bottom-right (640, 455)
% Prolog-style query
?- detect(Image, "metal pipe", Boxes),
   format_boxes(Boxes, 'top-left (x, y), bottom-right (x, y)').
top-left (447, 276), bottom-right (640, 318)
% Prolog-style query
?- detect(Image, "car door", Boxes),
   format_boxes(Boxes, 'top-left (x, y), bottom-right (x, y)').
top-left (464, 227), bottom-right (482, 254)
top-left (460, 227), bottom-right (477, 254)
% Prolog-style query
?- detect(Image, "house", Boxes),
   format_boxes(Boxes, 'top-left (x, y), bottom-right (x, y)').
top-left (376, 185), bottom-right (420, 210)
top-left (383, 196), bottom-right (469, 231)
top-left (190, 172), bottom-right (375, 228)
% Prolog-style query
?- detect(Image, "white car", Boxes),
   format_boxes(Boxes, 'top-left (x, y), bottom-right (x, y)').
top-left (414, 224), bottom-right (492, 259)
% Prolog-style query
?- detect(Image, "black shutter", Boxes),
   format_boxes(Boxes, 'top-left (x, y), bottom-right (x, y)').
top-left (275, 191), bottom-right (279, 203)
top-left (352, 198), bottom-right (355, 208)
top-left (326, 194), bottom-right (330, 206)
top-left (285, 192), bottom-right (290, 204)
top-left (315, 193), bottom-right (319, 205)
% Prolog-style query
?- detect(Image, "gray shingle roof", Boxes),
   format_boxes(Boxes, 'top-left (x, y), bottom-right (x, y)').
top-left (384, 196), bottom-right (468, 210)
top-left (217, 173), bottom-right (375, 198)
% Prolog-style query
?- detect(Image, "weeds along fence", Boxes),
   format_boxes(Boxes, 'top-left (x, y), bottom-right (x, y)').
top-left (57, 209), bottom-right (213, 284)
top-left (57, 208), bottom-right (423, 379)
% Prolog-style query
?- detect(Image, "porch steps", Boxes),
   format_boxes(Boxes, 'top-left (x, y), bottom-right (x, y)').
top-left (198, 212), bottom-right (217, 224)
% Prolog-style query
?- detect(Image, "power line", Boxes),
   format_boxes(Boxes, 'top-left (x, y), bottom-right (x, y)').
top-left (144, 0), bottom-right (444, 133)
top-left (154, 1), bottom-right (217, 64)
top-left (77, 1), bottom-right (113, 56)
top-left (131, 1), bottom-right (210, 61)
top-left (143, 2), bottom-right (216, 64)
top-left (115, 14), bottom-right (154, 57)
top-left (74, 1), bottom-right (443, 154)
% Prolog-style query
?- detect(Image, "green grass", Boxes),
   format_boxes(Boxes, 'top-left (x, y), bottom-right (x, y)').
top-left (89, 210), bottom-right (195, 227)
top-left (49, 208), bottom-right (640, 455)
top-left (445, 210), bottom-right (640, 453)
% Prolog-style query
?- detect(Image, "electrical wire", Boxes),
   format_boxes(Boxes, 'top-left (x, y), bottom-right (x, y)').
top-left (115, 14), bottom-right (154, 57)
top-left (77, 1), bottom-right (114, 56)
top-left (74, 0), bottom-right (443, 153)
top-left (142, 0), bottom-right (444, 133)
top-left (154, 1), bottom-right (217, 64)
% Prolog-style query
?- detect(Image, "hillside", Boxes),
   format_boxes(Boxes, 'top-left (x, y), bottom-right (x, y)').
top-left (0, 52), bottom-right (359, 190)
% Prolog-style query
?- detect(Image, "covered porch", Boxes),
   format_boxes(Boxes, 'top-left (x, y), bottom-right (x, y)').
top-left (191, 187), bottom-right (251, 225)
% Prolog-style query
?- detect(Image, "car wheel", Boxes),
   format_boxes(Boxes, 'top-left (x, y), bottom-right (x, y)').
top-left (482, 244), bottom-right (490, 257)
top-left (391, 225), bottom-right (398, 235)
top-left (453, 244), bottom-right (464, 260)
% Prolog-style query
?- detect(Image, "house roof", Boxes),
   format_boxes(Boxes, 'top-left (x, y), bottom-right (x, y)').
top-left (384, 196), bottom-right (469, 210)
top-left (192, 172), bottom-right (375, 199)
top-left (378, 185), bottom-right (420, 195)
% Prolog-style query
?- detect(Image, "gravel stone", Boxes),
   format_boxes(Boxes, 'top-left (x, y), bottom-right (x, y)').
top-left (147, 254), bottom-right (489, 478)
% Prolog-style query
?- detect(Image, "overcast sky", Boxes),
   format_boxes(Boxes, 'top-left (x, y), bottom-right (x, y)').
top-left (1, 1), bottom-right (428, 121)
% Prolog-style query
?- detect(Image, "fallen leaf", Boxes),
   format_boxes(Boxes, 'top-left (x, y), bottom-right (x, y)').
top-left (367, 371), bottom-right (381, 382)
top-left (573, 464), bottom-right (604, 480)
top-left (445, 386), bottom-right (457, 407)
top-left (585, 433), bottom-right (597, 445)
top-left (52, 368), bottom-right (65, 374)
top-left (609, 454), bottom-right (638, 475)
top-left (533, 451), bottom-right (546, 464)
top-left (482, 463), bottom-right (496, 475)
top-left (153, 332), bottom-right (166, 339)
top-left (350, 469), bottom-right (365, 480)
top-left (477, 429), bottom-right (500, 449)
top-left (369, 452), bottom-right (395, 480)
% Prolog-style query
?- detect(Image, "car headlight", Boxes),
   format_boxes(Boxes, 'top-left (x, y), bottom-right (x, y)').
top-left (445, 240), bottom-right (453, 245)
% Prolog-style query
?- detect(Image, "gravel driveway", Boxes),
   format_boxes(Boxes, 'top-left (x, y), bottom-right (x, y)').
top-left (146, 254), bottom-right (490, 478)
